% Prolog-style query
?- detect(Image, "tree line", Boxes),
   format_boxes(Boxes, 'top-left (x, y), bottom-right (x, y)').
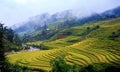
top-left (0, 23), bottom-right (22, 72)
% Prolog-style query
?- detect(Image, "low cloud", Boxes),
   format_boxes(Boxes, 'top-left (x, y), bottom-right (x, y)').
top-left (0, 0), bottom-right (120, 26)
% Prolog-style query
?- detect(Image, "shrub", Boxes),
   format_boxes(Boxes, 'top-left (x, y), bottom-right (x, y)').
top-left (79, 63), bottom-right (120, 72)
top-left (109, 32), bottom-right (119, 40)
top-left (50, 56), bottom-right (79, 72)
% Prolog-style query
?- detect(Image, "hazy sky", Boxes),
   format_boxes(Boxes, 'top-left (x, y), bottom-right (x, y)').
top-left (0, 0), bottom-right (120, 26)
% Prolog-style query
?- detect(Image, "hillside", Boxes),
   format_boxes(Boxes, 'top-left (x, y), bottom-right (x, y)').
top-left (6, 18), bottom-right (120, 71)
top-left (13, 6), bottom-right (120, 42)
top-left (12, 10), bottom-right (78, 34)
top-left (27, 18), bottom-right (120, 51)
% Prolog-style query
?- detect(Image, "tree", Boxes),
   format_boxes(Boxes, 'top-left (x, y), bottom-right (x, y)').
top-left (0, 23), bottom-right (5, 72)
top-left (96, 25), bottom-right (100, 28)
top-left (79, 63), bottom-right (120, 72)
top-left (4, 28), bottom-right (14, 42)
top-left (50, 56), bottom-right (79, 72)
top-left (22, 34), bottom-right (29, 43)
top-left (109, 32), bottom-right (119, 39)
top-left (13, 34), bottom-right (21, 46)
top-left (86, 27), bottom-right (90, 30)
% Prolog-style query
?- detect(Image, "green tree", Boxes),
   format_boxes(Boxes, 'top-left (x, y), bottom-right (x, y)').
top-left (4, 28), bottom-right (14, 42)
top-left (50, 56), bottom-right (79, 72)
top-left (79, 63), bottom-right (120, 72)
top-left (0, 23), bottom-right (5, 72)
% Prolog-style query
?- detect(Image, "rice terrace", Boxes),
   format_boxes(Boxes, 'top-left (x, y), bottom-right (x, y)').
top-left (0, 0), bottom-right (120, 72)
top-left (7, 18), bottom-right (120, 72)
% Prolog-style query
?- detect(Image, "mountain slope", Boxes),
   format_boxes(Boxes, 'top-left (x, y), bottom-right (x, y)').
top-left (12, 6), bottom-right (120, 42)
top-left (12, 10), bottom-right (78, 34)
top-left (7, 18), bottom-right (120, 71)
top-left (27, 18), bottom-right (120, 51)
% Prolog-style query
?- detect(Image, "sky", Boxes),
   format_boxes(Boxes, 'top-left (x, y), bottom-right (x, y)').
top-left (0, 0), bottom-right (120, 27)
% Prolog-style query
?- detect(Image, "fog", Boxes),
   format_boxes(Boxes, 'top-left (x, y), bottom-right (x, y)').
top-left (0, 0), bottom-right (120, 26)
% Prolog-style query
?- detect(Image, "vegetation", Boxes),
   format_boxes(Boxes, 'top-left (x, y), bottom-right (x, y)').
top-left (79, 63), bottom-right (120, 72)
top-left (50, 56), bottom-right (79, 72)
top-left (0, 23), bottom-right (22, 71)
top-left (51, 57), bottom-right (120, 72)
top-left (6, 18), bottom-right (120, 71)
top-left (0, 23), bottom-right (5, 71)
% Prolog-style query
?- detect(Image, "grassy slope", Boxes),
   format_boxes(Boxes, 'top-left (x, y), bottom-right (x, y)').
top-left (7, 18), bottom-right (120, 71)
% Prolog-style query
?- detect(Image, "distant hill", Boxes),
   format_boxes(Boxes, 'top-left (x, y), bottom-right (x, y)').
top-left (12, 10), bottom-right (79, 34)
top-left (78, 6), bottom-right (120, 24)
top-left (12, 6), bottom-right (120, 40)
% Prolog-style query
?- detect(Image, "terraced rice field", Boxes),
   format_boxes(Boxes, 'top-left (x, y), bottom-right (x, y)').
top-left (7, 38), bottom-right (120, 72)
top-left (7, 18), bottom-right (120, 71)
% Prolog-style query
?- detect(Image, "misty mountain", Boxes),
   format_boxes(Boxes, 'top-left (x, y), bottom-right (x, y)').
top-left (101, 6), bottom-right (120, 19)
top-left (12, 6), bottom-right (120, 35)
top-left (12, 10), bottom-right (79, 34)
top-left (12, 13), bottom-right (50, 33)
top-left (78, 6), bottom-right (120, 24)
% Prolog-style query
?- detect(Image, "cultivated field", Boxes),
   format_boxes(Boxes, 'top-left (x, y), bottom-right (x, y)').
top-left (7, 18), bottom-right (120, 71)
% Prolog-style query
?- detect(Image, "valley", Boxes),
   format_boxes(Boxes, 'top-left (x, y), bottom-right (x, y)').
top-left (6, 18), bottom-right (120, 71)
top-left (1, 4), bottom-right (120, 72)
